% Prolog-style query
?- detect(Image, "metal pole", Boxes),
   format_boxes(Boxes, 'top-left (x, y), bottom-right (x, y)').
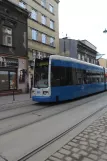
top-left (13, 87), bottom-right (15, 101)
top-left (33, 58), bottom-right (35, 88)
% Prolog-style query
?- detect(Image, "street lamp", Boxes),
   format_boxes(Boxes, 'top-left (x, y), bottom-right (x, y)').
top-left (103, 28), bottom-right (107, 33)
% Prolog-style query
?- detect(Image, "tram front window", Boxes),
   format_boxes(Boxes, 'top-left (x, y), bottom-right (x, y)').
top-left (34, 59), bottom-right (49, 88)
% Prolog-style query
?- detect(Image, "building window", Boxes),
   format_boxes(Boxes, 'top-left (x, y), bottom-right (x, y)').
top-left (82, 55), bottom-right (85, 61)
top-left (31, 9), bottom-right (37, 20)
top-left (50, 20), bottom-right (54, 29)
top-left (93, 59), bottom-right (96, 64)
top-left (49, 4), bottom-right (54, 13)
top-left (78, 53), bottom-right (81, 60)
top-left (42, 34), bottom-right (46, 43)
top-left (32, 29), bottom-right (38, 40)
top-left (50, 37), bottom-right (54, 46)
top-left (41, 15), bottom-right (46, 25)
top-left (19, 1), bottom-right (26, 9)
top-left (3, 26), bottom-right (12, 47)
top-left (41, 0), bottom-right (46, 8)
top-left (87, 56), bottom-right (89, 63)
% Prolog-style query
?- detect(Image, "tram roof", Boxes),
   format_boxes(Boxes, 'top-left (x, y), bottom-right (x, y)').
top-left (50, 55), bottom-right (103, 69)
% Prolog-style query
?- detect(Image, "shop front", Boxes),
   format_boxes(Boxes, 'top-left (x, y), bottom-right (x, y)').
top-left (0, 57), bottom-right (18, 92)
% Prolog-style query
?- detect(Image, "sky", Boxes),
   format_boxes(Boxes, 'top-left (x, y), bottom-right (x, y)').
top-left (59, 0), bottom-right (107, 58)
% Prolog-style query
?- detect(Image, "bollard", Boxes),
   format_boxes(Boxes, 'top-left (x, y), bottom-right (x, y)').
top-left (13, 89), bottom-right (15, 101)
top-left (30, 88), bottom-right (32, 98)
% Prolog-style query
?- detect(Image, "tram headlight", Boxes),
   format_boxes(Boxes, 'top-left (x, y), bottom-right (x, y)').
top-left (43, 91), bottom-right (49, 95)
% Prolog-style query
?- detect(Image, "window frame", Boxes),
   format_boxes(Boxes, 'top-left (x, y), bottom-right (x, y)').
top-left (42, 34), bottom-right (46, 44)
top-left (19, 1), bottom-right (26, 9)
top-left (32, 29), bottom-right (38, 41)
top-left (31, 9), bottom-right (37, 20)
top-left (2, 26), bottom-right (12, 47)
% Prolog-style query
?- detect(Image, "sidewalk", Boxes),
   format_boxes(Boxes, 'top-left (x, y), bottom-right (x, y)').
top-left (0, 93), bottom-right (33, 110)
top-left (46, 112), bottom-right (107, 161)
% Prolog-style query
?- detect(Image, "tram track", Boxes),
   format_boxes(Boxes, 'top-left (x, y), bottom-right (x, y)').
top-left (0, 92), bottom-right (107, 137)
top-left (0, 91), bottom-right (105, 121)
top-left (17, 103), bottom-right (107, 161)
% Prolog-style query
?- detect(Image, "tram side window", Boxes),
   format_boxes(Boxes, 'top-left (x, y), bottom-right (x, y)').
top-left (51, 66), bottom-right (66, 87)
top-left (101, 72), bottom-right (104, 82)
top-left (76, 69), bottom-right (84, 85)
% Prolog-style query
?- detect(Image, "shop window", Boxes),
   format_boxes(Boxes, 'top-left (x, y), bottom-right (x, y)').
top-left (9, 72), bottom-right (17, 89)
top-left (0, 71), bottom-right (9, 91)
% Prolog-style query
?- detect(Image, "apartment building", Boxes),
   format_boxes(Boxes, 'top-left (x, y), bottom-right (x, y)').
top-left (0, 0), bottom-right (28, 94)
top-left (60, 39), bottom-right (97, 64)
top-left (9, 0), bottom-right (59, 69)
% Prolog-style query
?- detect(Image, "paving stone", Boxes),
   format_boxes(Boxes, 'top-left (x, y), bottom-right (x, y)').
top-left (68, 142), bottom-right (78, 147)
top-left (59, 148), bottom-right (71, 155)
top-left (99, 147), bottom-right (105, 152)
top-left (65, 157), bottom-right (72, 161)
top-left (97, 138), bottom-right (107, 143)
top-left (79, 150), bottom-right (88, 156)
top-left (72, 147), bottom-right (80, 153)
top-left (102, 133), bottom-right (107, 137)
top-left (84, 135), bottom-right (89, 138)
top-left (52, 152), bottom-right (64, 159)
top-left (80, 141), bottom-right (88, 145)
top-left (101, 154), bottom-right (107, 160)
top-left (89, 154), bottom-right (98, 160)
top-left (99, 142), bottom-right (106, 147)
top-left (99, 159), bottom-right (107, 161)
top-left (89, 140), bottom-right (97, 144)
top-left (79, 133), bottom-right (84, 137)
top-left (80, 145), bottom-right (88, 150)
top-left (72, 139), bottom-right (78, 143)
top-left (49, 156), bottom-right (61, 161)
top-left (72, 153), bottom-right (80, 159)
top-left (75, 136), bottom-right (81, 140)
top-left (63, 145), bottom-right (71, 150)
top-left (80, 137), bottom-right (87, 141)
top-left (89, 144), bottom-right (98, 148)
top-left (81, 157), bottom-right (93, 161)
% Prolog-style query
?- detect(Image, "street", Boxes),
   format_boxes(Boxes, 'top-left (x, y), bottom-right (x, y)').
top-left (0, 92), bottom-right (107, 161)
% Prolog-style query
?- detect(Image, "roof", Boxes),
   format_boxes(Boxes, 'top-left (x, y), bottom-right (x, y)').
top-left (50, 55), bottom-right (103, 69)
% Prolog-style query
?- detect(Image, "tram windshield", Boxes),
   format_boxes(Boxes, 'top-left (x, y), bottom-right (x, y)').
top-left (34, 58), bottom-right (49, 88)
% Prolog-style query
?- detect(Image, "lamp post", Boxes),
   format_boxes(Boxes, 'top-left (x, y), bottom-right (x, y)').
top-left (103, 29), bottom-right (107, 67)
top-left (32, 51), bottom-right (36, 87)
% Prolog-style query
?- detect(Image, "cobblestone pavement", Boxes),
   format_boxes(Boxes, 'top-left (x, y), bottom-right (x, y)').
top-left (45, 112), bottom-right (107, 161)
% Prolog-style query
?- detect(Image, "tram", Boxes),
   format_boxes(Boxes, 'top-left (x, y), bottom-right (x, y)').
top-left (32, 55), bottom-right (106, 102)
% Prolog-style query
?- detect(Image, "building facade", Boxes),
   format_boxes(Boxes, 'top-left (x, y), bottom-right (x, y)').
top-left (59, 39), bottom-right (97, 64)
top-left (99, 58), bottom-right (107, 68)
top-left (9, 0), bottom-right (59, 88)
top-left (0, 0), bottom-right (28, 93)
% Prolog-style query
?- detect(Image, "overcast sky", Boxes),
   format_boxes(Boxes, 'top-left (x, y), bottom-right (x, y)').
top-left (59, 0), bottom-right (107, 58)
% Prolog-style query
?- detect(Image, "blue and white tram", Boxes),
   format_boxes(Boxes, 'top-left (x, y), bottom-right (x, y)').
top-left (32, 55), bottom-right (105, 102)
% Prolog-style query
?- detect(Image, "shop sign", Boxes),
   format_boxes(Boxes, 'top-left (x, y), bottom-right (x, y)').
top-left (0, 57), bottom-right (18, 67)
